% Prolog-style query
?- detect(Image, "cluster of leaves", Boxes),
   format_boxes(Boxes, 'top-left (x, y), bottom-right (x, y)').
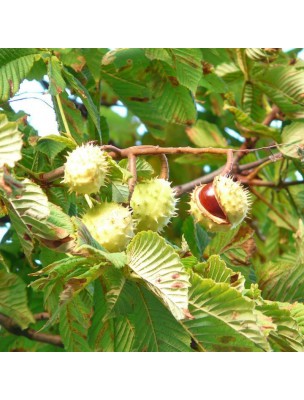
top-left (0, 48), bottom-right (304, 352)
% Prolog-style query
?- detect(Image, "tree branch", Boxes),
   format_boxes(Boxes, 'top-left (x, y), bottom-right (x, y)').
top-left (0, 312), bottom-right (64, 348)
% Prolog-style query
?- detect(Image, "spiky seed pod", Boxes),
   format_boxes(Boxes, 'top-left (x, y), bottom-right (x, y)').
top-left (130, 178), bottom-right (177, 232)
top-left (63, 144), bottom-right (110, 194)
top-left (82, 203), bottom-right (134, 252)
top-left (189, 175), bottom-right (250, 232)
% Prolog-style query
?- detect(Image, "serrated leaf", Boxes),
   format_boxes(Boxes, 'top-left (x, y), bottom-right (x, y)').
top-left (127, 231), bottom-right (190, 320)
top-left (182, 216), bottom-right (210, 259)
top-left (170, 48), bottom-right (203, 93)
top-left (36, 137), bottom-right (67, 162)
top-left (256, 258), bottom-right (304, 303)
top-left (101, 48), bottom-right (197, 138)
top-left (280, 121), bottom-right (304, 159)
top-left (47, 56), bottom-right (66, 95)
top-left (182, 273), bottom-right (271, 351)
top-left (88, 279), bottom-right (114, 351)
top-left (225, 105), bottom-right (280, 140)
top-left (257, 301), bottom-right (304, 352)
top-left (0, 49), bottom-right (41, 100)
top-left (0, 270), bottom-right (34, 329)
top-left (62, 68), bottom-right (102, 143)
top-left (74, 217), bottom-right (127, 268)
top-left (245, 48), bottom-right (280, 62)
top-left (186, 119), bottom-right (227, 148)
top-left (119, 157), bottom-right (154, 179)
top-left (0, 114), bottom-right (23, 168)
top-left (254, 65), bottom-right (304, 117)
top-left (129, 284), bottom-right (192, 351)
top-left (199, 255), bottom-right (245, 292)
top-left (59, 292), bottom-right (92, 352)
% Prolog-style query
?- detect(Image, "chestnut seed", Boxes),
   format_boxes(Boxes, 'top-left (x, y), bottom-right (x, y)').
top-left (198, 183), bottom-right (227, 220)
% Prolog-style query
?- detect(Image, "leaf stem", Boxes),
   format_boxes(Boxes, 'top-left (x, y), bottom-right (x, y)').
top-left (56, 94), bottom-right (76, 143)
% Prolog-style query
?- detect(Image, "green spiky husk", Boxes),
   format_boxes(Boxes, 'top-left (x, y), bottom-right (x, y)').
top-left (63, 144), bottom-right (110, 194)
top-left (82, 203), bottom-right (134, 252)
top-left (130, 178), bottom-right (177, 232)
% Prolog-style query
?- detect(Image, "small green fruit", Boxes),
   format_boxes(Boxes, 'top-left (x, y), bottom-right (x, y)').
top-left (130, 178), bottom-right (177, 232)
top-left (82, 203), bottom-right (134, 252)
top-left (63, 144), bottom-right (110, 194)
top-left (189, 175), bottom-right (250, 232)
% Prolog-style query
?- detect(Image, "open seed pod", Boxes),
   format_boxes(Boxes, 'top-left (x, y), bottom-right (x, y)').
top-left (189, 175), bottom-right (250, 232)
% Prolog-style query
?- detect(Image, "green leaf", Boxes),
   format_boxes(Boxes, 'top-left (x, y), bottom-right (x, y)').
top-left (245, 48), bottom-right (280, 62)
top-left (199, 73), bottom-right (228, 93)
top-left (182, 273), bottom-right (271, 351)
top-left (47, 56), bottom-right (66, 95)
top-left (36, 137), bottom-right (67, 162)
top-left (186, 119), bottom-right (227, 148)
top-left (198, 255), bottom-right (245, 292)
top-left (280, 121), bottom-right (304, 159)
top-left (169, 48), bottom-right (203, 93)
top-left (4, 179), bottom-right (49, 262)
top-left (0, 270), bottom-right (34, 329)
top-left (0, 114), bottom-right (23, 168)
top-left (88, 279), bottom-right (114, 351)
top-left (256, 258), bottom-right (304, 303)
top-left (101, 48), bottom-right (197, 138)
top-left (145, 48), bottom-right (203, 93)
top-left (129, 284), bottom-right (192, 351)
top-left (254, 65), bottom-right (304, 117)
top-left (59, 292), bottom-right (92, 352)
top-left (74, 218), bottom-right (127, 269)
top-left (224, 105), bottom-right (280, 140)
top-left (127, 231), bottom-right (191, 320)
top-left (62, 68), bottom-right (102, 143)
top-left (0, 49), bottom-right (41, 100)
top-left (119, 157), bottom-right (154, 179)
top-left (256, 301), bottom-right (304, 352)
top-left (182, 216), bottom-right (210, 260)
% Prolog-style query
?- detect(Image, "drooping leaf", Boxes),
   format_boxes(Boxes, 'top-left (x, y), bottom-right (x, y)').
top-left (256, 300), bottom-right (304, 352)
top-left (127, 231), bottom-right (191, 320)
top-left (62, 68), bottom-right (102, 143)
top-left (101, 48), bottom-right (197, 138)
top-left (253, 65), bottom-right (304, 117)
top-left (0, 270), bottom-right (34, 329)
top-left (245, 48), bottom-right (280, 62)
top-left (224, 105), bottom-right (280, 140)
top-left (182, 216), bottom-right (210, 260)
top-left (186, 119), bottom-right (227, 148)
top-left (119, 157), bottom-right (154, 179)
top-left (198, 255), bottom-right (245, 292)
top-left (47, 56), bottom-right (66, 95)
top-left (59, 292), bottom-right (92, 352)
top-left (182, 273), bottom-right (271, 352)
top-left (256, 258), bottom-right (304, 303)
top-left (280, 121), bottom-right (304, 159)
top-left (129, 284), bottom-right (192, 352)
top-left (0, 114), bottom-right (23, 168)
top-left (0, 49), bottom-right (41, 100)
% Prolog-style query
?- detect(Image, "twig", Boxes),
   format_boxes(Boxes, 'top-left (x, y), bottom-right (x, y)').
top-left (127, 153), bottom-right (137, 199)
top-left (240, 178), bottom-right (304, 188)
top-left (0, 312), bottom-right (63, 348)
top-left (250, 187), bottom-right (297, 232)
top-left (159, 154), bottom-right (169, 180)
top-left (221, 149), bottom-right (234, 176)
top-left (39, 166), bottom-right (65, 182)
top-left (174, 152), bottom-right (283, 196)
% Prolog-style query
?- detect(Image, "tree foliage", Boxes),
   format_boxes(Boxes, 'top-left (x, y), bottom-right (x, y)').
top-left (0, 48), bottom-right (304, 352)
